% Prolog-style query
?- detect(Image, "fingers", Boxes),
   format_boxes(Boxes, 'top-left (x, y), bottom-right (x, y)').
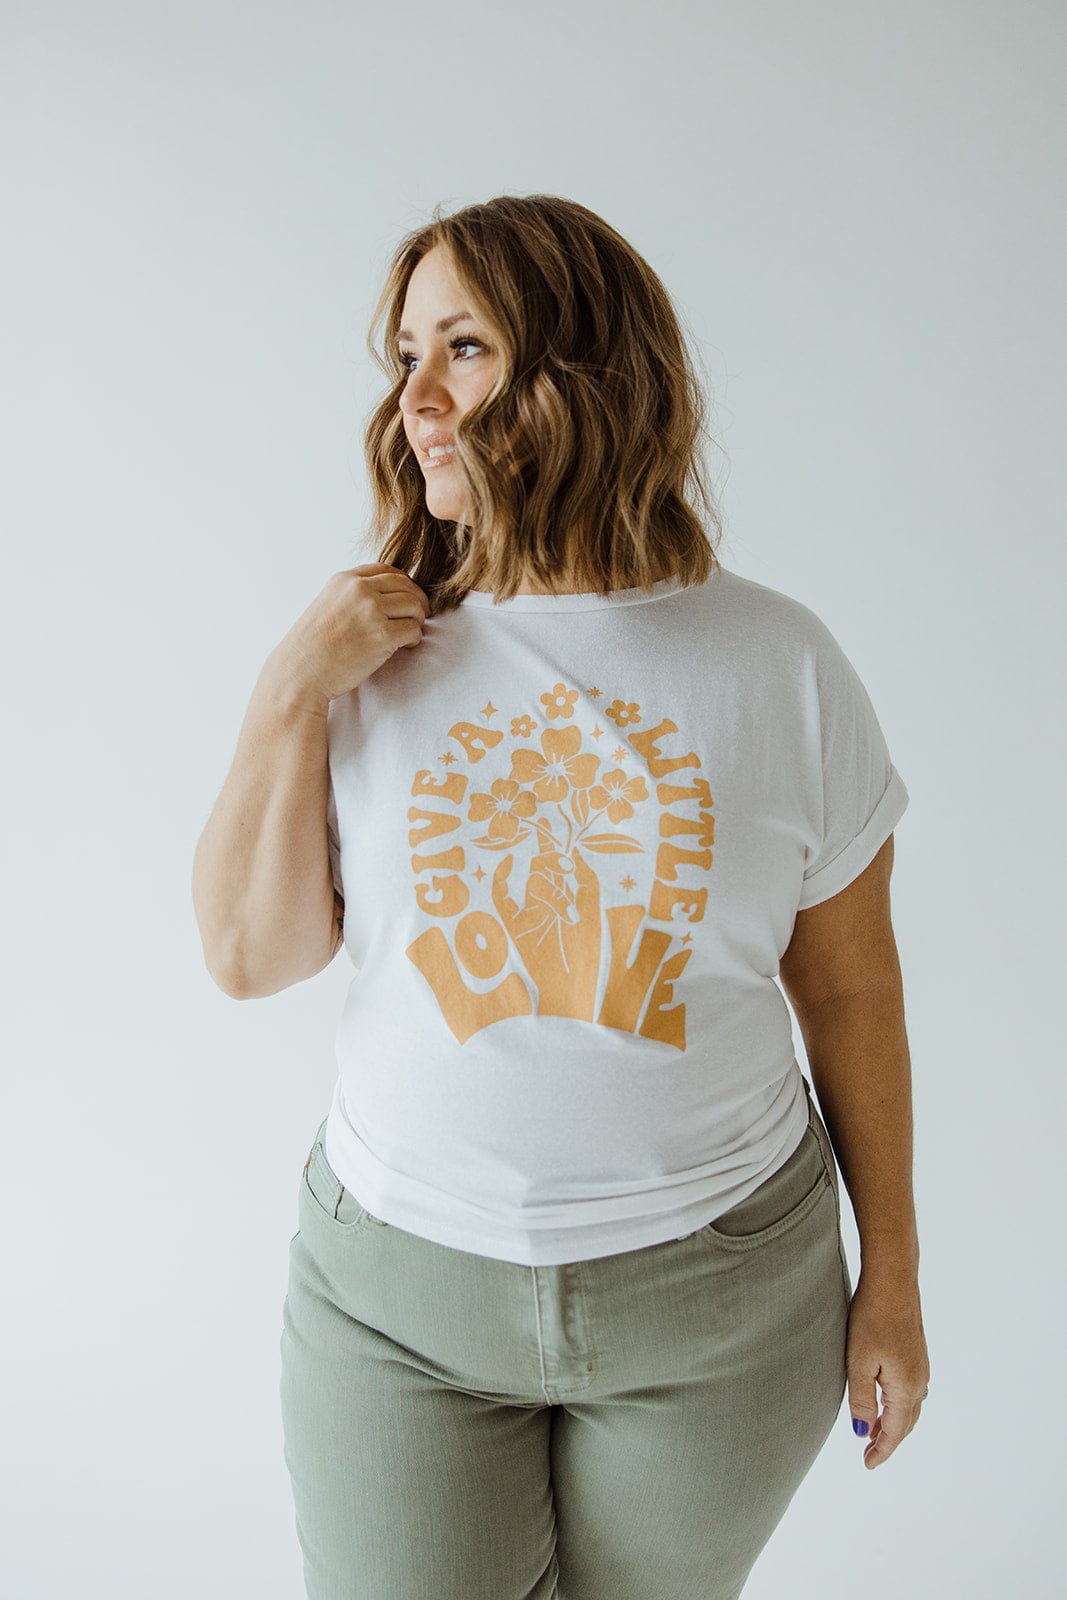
top-left (845, 1287), bottom-right (930, 1471)
top-left (490, 854), bottom-right (519, 926)
top-left (850, 1377), bottom-right (928, 1469)
top-left (849, 1367), bottom-right (879, 1445)
top-left (866, 1391), bottom-right (928, 1469)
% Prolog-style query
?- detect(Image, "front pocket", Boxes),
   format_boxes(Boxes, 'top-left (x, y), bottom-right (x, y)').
top-left (700, 1123), bottom-right (831, 1250)
top-left (301, 1140), bottom-right (373, 1230)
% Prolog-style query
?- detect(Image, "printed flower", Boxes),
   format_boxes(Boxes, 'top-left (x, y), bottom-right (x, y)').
top-left (510, 713), bottom-right (537, 739)
top-left (604, 698), bottom-right (641, 728)
top-left (468, 777), bottom-right (538, 841)
top-left (509, 725), bottom-right (600, 803)
top-left (540, 683), bottom-right (579, 720)
top-left (588, 768), bottom-right (650, 822)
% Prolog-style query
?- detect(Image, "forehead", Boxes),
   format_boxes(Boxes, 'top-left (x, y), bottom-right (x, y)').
top-left (401, 247), bottom-right (465, 314)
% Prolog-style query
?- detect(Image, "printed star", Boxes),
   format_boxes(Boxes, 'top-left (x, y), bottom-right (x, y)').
top-left (591, 725), bottom-right (604, 740)
top-left (481, 700), bottom-right (498, 720)
top-left (612, 745), bottom-right (628, 762)
top-left (440, 752), bottom-right (457, 764)
top-left (621, 874), bottom-right (637, 892)
top-left (587, 687), bottom-right (602, 698)
top-left (473, 864), bottom-right (486, 882)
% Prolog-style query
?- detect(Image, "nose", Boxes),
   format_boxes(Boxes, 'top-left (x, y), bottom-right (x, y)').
top-left (401, 390), bottom-right (445, 427)
top-left (399, 356), bottom-right (453, 414)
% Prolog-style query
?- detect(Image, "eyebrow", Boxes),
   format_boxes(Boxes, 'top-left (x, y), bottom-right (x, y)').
top-left (395, 310), bottom-right (475, 345)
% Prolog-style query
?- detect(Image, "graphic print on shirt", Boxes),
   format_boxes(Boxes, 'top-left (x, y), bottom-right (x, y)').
top-left (405, 680), bottom-right (715, 1052)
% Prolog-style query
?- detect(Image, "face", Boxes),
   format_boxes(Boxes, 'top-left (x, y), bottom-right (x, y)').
top-left (397, 246), bottom-right (503, 524)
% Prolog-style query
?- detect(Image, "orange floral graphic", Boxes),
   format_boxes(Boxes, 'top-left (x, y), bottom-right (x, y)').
top-left (604, 698), bottom-right (642, 728)
top-left (405, 682), bottom-right (715, 1051)
top-left (509, 725), bottom-right (599, 805)
top-left (467, 778), bottom-right (538, 843)
top-left (540, 682), bottom-right (579, 720)
top-left (588, 768), bottom-right (650, 823)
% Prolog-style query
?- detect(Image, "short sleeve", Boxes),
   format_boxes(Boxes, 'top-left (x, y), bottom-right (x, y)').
top-left (326, 777), bottom-right (344, 900)
top-left (797, 617), bottom-right (910, 910)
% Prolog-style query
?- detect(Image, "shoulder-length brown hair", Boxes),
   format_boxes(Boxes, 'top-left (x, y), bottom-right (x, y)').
top-left (362, 194), bottom-right (725, 615)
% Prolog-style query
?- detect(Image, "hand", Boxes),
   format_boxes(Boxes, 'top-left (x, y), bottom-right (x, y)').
top-left (267, 563), bottom-right (429, 709)
top-left (845, 1269), bottom-right (930, 1469)
top-left (490, 844), bottom-right (602, 1014)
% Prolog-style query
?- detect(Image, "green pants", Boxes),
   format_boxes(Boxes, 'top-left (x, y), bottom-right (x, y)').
top-left (279, 1075), bottom-right (851, 1600)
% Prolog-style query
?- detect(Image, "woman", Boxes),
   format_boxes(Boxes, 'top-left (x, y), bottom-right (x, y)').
top-left (193, 194), bottom-right (929, 1600)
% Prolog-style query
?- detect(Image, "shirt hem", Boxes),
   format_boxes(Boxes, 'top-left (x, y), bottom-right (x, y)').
top-left (320, 1071), bottom-right (810, 1267)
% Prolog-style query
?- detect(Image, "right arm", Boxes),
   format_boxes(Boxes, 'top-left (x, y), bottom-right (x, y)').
top-left (191, 653), bottom-right (339, 999)
top-left (191, 562), bottom-right (428, 999)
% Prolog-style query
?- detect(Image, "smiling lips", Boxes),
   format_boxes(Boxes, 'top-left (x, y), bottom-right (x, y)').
top-left (423, 444), bottom-right (456, 469)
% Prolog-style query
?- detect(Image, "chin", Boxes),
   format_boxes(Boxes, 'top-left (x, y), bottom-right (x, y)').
top-left (426, 490), bottom-right (467, 519)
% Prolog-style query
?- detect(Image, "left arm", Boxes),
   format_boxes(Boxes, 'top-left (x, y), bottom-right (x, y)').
top-left (779, 833), bottom-right (930, 1469)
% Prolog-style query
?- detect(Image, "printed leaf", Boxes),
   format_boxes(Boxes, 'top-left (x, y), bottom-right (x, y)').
top-left (580, 833), bottom-right (644, 854)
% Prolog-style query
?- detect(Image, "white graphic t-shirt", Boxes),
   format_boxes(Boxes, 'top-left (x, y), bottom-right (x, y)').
top-left (320, 563), bottom-right (909, 1265)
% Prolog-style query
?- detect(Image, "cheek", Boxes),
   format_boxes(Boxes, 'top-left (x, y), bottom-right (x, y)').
top-left (464, 365), bottom-right (502, 406)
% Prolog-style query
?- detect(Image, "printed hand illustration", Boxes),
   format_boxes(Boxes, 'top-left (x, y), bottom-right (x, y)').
top-left (491, 841), bottom-right (603, 1017)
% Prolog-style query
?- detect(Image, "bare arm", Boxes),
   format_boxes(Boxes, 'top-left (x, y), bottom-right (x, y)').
top-left (192, 563), bottom-right (428, 1000)
top-left (778, 834), bottom-right (919, 1281)
top-left (779, 834), bottom-right (930, 1468)
top-left (191, 652), bottom-right (339, 999)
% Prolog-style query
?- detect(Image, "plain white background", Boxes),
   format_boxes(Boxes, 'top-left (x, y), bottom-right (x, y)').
top-left (4, 2), bottom-right (1064, 1595)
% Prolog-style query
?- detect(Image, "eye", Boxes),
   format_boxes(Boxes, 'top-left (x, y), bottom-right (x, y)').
top-left (397, 335), bottom-right (485, 373)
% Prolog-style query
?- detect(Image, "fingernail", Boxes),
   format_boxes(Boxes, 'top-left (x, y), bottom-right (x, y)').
top-left (852, 1418), bottom-right (869, 1436)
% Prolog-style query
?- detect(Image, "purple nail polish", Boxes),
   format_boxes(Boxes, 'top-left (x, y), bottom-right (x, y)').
top-left (852, 1418), bottom-right (869, 1436)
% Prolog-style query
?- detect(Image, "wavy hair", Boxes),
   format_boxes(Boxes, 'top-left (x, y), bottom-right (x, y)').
top-left (361, 194), bottom-right (725, 615)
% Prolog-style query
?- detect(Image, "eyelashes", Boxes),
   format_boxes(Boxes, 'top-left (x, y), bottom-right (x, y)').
top-left (397, 336), bottom-right (486, 373)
